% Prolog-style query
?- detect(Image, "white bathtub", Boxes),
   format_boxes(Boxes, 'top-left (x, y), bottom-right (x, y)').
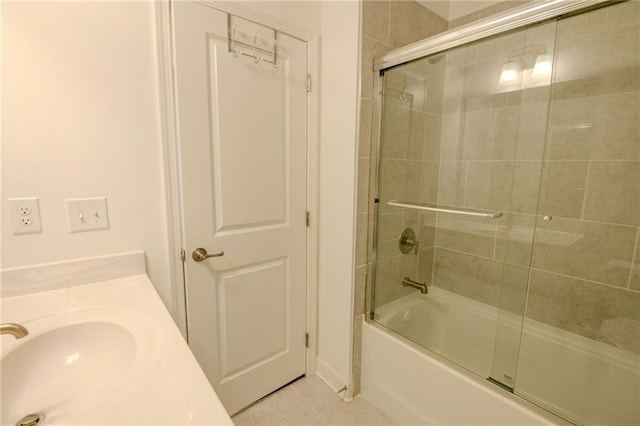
top-left (362, 287), bottom-right (640, 425)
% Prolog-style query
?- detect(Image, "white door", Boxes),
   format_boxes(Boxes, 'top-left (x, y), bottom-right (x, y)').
top-left (172, 2), bottom-right (308, 414)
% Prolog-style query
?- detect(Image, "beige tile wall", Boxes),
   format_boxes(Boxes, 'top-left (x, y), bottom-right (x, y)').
top-left (373, 64), bottom-right (442, 312)
top-left (353, 0), bottom-right (447, 396)
top-left (357, 0), bottom-right (537, 325)
top-left (428, 2), bottom-right (640, 354)
top-left (448, 0), bottom-right (531, 29)
top-left (428, 20), bottom-right (557, 321)
top-left (526, 1), bottom-right (640, 354)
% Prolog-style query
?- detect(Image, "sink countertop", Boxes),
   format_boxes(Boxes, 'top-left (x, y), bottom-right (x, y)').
top-left (1, 273), bottom-right (234, 425)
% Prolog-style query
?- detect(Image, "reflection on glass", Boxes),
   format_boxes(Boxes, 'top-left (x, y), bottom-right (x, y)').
top-left (532, 54), bottom-right (552, 77)
top-left (371, 2), bottom-right (639, 424)
top-left (514, 2), bottom-right (640, 425)
top-left (499, 61), bottom-right (518, 84)
top-left (372, 22), bottom-right (556, 383)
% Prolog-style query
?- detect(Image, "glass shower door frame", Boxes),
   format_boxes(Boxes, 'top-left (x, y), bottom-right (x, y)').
top-left (369, 1), bottom-right (639, 425)
top-left (375, 0), bottom-right (607, 71)
top-left (369, 2), bottom-right (609, 319)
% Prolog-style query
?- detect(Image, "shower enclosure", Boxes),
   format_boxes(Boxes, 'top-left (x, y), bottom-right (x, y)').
top-left (369, 1), bottom-right (639, 424)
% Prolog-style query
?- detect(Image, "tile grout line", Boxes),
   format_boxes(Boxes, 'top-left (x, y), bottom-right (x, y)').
top-left (531, 267), bottom-right (640, 294)
top-left (387, 1), bottom-right (391, 48)
top-left (383, 101), bottom-right (441, 114)
top-left (579, 160), bottom-right (591, 221)
top-left (628, 227), bottom-right (639, 289)
top-left (436, 246), bottom-right (640, 293)
top-left (436, 159), bottom-right (640, 163)
top-left (492, 217), bottom-right (500, 259)
top-left (438, 246), bottom-right (516, 264)
top-left (461, 160), bottom-right (469, 209)
top-left (362, 34), bottom-right (393, 52)
top-left (381, 157), bottom-right (441, 163)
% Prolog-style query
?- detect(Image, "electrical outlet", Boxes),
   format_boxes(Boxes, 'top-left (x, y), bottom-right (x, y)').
top-left (66, 197), bottom-right (110, 232)
top-left (9, 198), bottom-right (42, 234)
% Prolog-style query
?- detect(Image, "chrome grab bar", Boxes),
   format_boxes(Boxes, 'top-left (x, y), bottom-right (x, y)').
top-left (402, 277), bottom-right (428, 294)
top-left (387, 200), bottom-right (502, 219)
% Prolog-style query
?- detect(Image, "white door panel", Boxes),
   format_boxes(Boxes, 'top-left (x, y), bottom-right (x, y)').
top-left (217, 258), bottom-right (288, 377)
top-left (173, 1), bottom-right (307, 414)
top-left (210, 42), bottom-right (287, 231)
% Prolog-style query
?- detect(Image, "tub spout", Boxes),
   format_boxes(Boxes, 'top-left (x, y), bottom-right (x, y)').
top-left (402, 277), bottom-right (428, 294)
top-left (0, 323), bottom-right (29, 339)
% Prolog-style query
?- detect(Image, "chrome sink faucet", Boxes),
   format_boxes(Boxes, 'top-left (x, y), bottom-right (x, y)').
top-left (0, 323), bottom-right (29, 339)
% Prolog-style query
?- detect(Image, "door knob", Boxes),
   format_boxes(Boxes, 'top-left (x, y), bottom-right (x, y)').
top-left (192, 247), bottom-right (224, 262)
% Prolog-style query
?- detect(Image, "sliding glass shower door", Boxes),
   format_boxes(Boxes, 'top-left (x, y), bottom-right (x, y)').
top-left (372, 18), bottom-right (556, 386)
top-left (513, 3), bottom-right (640, 424)
top-left (371, 2), bottom-right (639, 424)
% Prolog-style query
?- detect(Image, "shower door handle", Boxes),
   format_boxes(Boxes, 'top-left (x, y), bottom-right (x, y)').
top-left (192, 247), bottom-right (225, 262)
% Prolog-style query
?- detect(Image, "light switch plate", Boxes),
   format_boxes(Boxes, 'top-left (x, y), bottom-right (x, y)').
top-left (9, 197), bottom-right (43, 234)
top-left (66, 197), bottom-right (109, 232)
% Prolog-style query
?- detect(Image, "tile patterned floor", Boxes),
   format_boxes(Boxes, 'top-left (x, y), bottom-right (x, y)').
top-left (231, 375), bottom-right (395, 426)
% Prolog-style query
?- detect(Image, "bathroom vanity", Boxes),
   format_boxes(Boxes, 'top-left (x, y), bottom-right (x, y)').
top-left (0, 252), bottom-right (233, 425)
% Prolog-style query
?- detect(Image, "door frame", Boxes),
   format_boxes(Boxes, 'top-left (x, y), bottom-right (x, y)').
top-left (153, 0), bottom-right (320, 375)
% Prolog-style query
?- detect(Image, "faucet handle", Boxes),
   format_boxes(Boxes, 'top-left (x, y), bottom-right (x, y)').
top-left (399, 228), bottom-right (420, 255)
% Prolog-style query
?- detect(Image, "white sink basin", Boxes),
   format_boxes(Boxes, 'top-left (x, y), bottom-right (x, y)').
top-left (3, 322), bottom-right (137, 417)
top-left (1, 307), bottom-right (155, 425)
top-left (0, 274), bottom-right (232, 425)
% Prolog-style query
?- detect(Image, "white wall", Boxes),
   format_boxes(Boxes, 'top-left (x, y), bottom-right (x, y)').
top-left (2, 0), bottom-right (361, 394)
top-left (1, 2), bottom-right (173, 313)
top-left (316, 0), bottom-right (361, 393)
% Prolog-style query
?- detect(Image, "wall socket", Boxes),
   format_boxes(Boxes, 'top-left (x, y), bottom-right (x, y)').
top-left (9, 198), bottom-right (43, 234)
